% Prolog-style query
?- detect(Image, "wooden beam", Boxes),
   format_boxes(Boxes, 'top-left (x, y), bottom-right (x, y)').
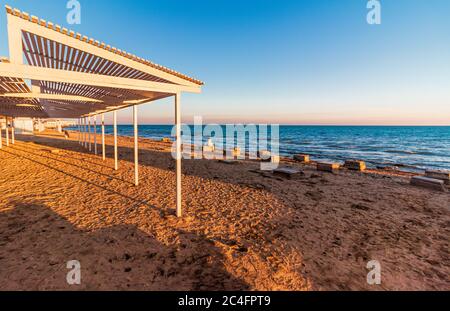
top-left (7, 12), bottom-right (23, 65)
top-left (8, 13), bottom-right (201, 88)
top-left (0, 63), bottom-right (202, 94)
top-left (0, 92), bottom-right (104, 103)
top-left (89, 93), bottom-right (172, 117)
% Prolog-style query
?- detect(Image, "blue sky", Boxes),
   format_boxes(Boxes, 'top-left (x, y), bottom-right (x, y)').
top-left (0, 0), bottom-right (449, 125)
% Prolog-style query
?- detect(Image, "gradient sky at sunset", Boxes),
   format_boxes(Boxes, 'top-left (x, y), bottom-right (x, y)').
top-left (0, 0), bottom-right (449, 125)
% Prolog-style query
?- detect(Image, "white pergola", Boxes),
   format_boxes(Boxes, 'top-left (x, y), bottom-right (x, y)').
top-left (0, 6), bottom-right (203, 217)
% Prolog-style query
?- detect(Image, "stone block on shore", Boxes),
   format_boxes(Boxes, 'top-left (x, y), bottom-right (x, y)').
top-left (161, 137), bottom-right (172, 143)
top-left (344, 160), bottom-right (366, 171)
top-left (425, 170), bottom-right (450, 184)
top-left (273, 167), bottom-right (303, 179)
top-left (411, 176), bottom-right (447, 192)
top-left (317, 162), bottom-right (340, 173)
top-left (294, 154), bottom-right (310, 163)
top-left (258, 150), bottom-right (280, 163)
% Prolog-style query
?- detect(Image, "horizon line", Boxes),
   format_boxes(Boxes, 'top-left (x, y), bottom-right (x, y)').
top-left (101, 123), bottom-right (450, 127)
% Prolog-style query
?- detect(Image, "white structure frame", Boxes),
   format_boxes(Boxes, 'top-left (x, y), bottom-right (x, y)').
top-left (0, 6), bottom-right (204, 217)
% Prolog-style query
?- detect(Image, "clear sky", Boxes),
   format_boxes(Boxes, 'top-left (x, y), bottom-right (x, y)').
top-left (0, 0), bottom-right (449, 125)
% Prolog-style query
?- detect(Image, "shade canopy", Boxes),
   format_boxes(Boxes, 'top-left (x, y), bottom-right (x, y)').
top-left (0, 5), bottom-right (203, 119)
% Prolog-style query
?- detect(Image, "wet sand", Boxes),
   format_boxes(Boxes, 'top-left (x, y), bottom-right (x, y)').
top-left (0, 131), bottom-right (448, 290)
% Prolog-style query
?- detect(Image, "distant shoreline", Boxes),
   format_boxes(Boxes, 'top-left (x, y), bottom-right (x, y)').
top-left (66, 125), bottom-right (450, 172)
top-left (98, 124), bottom-right (450, 127)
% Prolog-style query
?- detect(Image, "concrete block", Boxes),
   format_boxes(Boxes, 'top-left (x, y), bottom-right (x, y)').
top-left (294, 154), bottom-right (310, 163)
top-left (273, 167), bottom-right (303, 179)
top-left (411, 176), bottom-right (447, 192)
top-left (425, 170), bottom-right (450, 185)
top-left (344, 160), bottom-right (367, 171)
top-left (317, 162), bottom-right (340, 173)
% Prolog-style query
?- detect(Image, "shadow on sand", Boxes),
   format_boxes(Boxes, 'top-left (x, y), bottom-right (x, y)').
top-left (0, 200), bottom-right (250, 290)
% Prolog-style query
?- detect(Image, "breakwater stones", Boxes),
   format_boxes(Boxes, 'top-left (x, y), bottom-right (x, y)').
top-left (317, 162), bottom-right (340, 173)
top-left (410, 176), bottom-right (448, 192)
top-left (344, 160), bottom-right (367, 171)
top-left (425, 170), bottom-right (450, 185)
top-left (273, 167), bottom-right (303, 179)
top-left (294, 154), bottom-right (310, 163)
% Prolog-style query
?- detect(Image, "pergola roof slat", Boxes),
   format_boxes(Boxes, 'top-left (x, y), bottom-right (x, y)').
top-left (0, 5), bottom-right (203, 119)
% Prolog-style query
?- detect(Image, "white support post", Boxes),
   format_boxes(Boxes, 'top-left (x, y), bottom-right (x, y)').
top-left (6, 118), bottom-right (10, 147)
top-left (101, 114), bottom-right (106, 161)
top-left (113, 111), bottom-right (118, 170)
top-left (133, 105), bottom-right (139, 186)
top-left (175, 93), bottom-right (182, 217)
top-left (88, 116), bottom-right (92, 152)
top-left (83, 117), bottom-right (87, 148)
top-left (81, 118), bottom-right (83, 147)
top-left (11, 118), bottom-right (15, 144)
top-left (94, 116), bottom-right (98, 155)
top-left (78, 118), bottom-right (81, 145)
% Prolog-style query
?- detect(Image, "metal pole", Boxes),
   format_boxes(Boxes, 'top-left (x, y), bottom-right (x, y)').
top-left (83, 117), bottom-right (87, 148)
top-left (6, 118), bottom-right (9, 147)
top-left (113, 111), bottom-right (118, 170)
top-left (11, 118), bottom-right (15, 144)
top-left (78, 118), bottom-right (81, 145)
top-left (81, 118), bottom-right (84, 147)
top-left (0, 119), bottom-right (3, 149)
top-left (94, 115), bottom-right (98, 155)
top-left (101, 114), bottom-right (106, 161)
top-left (133, 105), bottom-right (139, 186)
top-left (88, 116), bottom-right (92, 152)
top-left (175, 93), bottom-right (182, 217)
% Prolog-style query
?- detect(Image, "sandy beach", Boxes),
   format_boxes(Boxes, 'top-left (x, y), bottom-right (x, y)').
top-left (0, 131), bottom-right (448, 291)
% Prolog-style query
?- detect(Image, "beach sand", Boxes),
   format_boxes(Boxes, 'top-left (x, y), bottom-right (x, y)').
top-left (0, 131), bottom-right (448, 291)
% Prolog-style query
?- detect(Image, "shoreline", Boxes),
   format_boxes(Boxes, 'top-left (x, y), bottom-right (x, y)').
top-left (66, 128), bottom-right (445, 174)
top-left (0, 130), bottom-right (449, 290)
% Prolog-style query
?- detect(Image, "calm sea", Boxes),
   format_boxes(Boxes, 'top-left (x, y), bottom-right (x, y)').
top-left (72, 125), bottom-right (450, 172)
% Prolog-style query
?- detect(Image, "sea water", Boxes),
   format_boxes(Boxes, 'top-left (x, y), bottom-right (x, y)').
top-left (72, 125), bottom-right (450, 172)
